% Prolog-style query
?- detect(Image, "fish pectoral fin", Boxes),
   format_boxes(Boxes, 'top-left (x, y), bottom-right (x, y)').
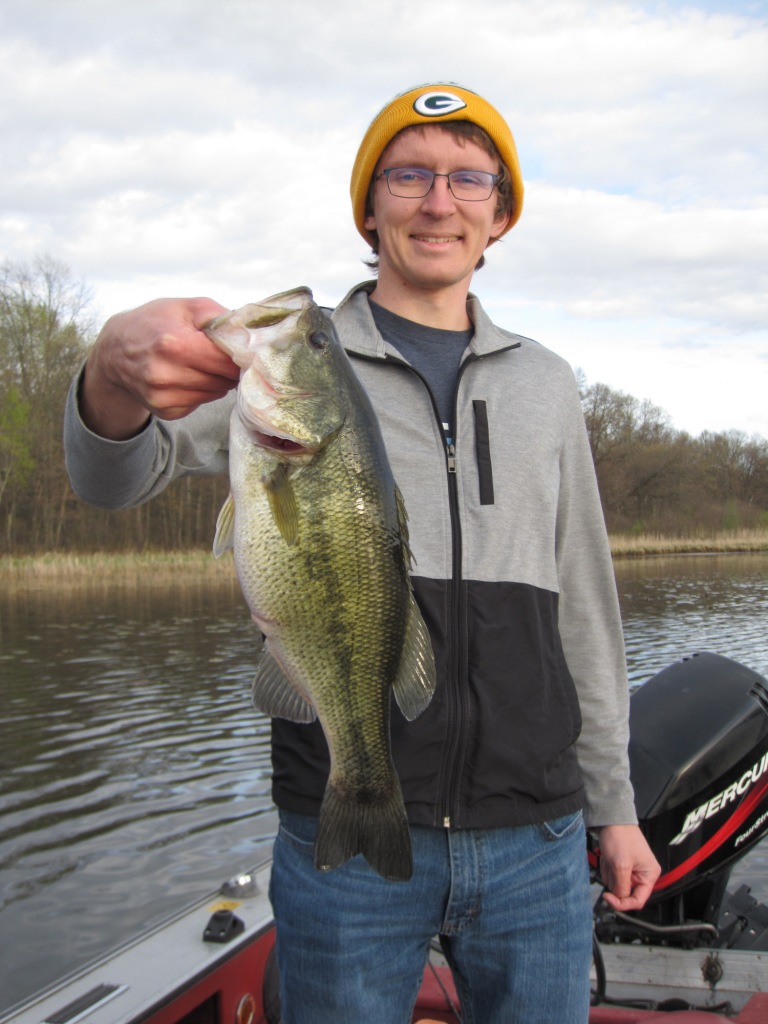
top-left (252, 649), bottom-right (317, 724)
top-left (392, 592), bottom-right (437, 722)
top-left (262, 465), bottom-right (300, 545)
top-left (213, 493), bottom-right (235, 557)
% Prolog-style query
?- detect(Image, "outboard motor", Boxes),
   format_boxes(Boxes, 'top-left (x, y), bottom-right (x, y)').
top-left (594, 652), bottom-right (768, 951)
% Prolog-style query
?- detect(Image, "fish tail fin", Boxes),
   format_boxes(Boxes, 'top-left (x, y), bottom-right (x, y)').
top-left (314, 780), bottom-right (413, 882)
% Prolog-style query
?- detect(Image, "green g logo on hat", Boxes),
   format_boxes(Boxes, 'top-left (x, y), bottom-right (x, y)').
top-left (413, 91), bottom-right (468, 117)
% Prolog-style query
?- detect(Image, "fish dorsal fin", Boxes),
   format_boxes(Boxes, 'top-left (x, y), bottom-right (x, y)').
top-left (263, 464), bottom-right (300, 545)
top-left (213, 493), bottom-right (235, 557)
top-left (252, 645), bottom-right (317, 724)
top-left (394, 484), bottom-right (415, 570)
top-left (392, 591), bottom-right (436, 721)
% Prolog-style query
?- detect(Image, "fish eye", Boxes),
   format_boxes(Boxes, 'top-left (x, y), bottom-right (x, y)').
top-left (309, 330), bottom-right (330, 351)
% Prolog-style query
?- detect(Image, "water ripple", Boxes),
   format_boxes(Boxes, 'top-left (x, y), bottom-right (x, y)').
top-left (1, 559), bottom-right (767, 1012)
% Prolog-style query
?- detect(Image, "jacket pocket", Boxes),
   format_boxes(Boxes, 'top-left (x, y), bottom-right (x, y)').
top-left (473, 400), bottom-right (494, 505)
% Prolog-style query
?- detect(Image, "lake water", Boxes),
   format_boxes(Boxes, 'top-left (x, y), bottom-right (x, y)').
top-left (1, 552), bottom-right (767, 1012)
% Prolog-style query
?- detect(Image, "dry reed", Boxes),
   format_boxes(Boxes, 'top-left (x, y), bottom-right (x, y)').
top-left (610, 529), bottom-right (768, 558)
top-left (0, 549), bottom-right (235, 587)
top-left (2, 530), bottom-right (767, 586)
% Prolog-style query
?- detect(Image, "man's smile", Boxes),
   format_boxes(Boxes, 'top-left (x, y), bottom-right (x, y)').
top-left (411, 233), bottom-right (462, 244)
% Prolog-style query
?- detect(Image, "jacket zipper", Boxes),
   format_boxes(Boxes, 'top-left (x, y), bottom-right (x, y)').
top-left (375, 353), bottom-right (470, 828)
top-left (352, 345), bottom-right (514, 830)
top-left (440, 354), bottom-right (478, 828)
top-left (439, 346), bottom-right (522, 825)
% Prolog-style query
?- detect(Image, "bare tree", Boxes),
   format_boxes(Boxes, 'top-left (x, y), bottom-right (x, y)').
top-left (0, 255), bottom-right (93, 549)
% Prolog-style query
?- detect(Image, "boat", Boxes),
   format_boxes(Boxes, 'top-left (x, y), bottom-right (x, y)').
top-left (0, 855), bottom-right (765, 1024)
top-left (2, 653), bottom-right (767, 1024)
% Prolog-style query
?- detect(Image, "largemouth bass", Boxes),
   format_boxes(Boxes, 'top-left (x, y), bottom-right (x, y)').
top-left (205, 287), bottom-right (436, 881)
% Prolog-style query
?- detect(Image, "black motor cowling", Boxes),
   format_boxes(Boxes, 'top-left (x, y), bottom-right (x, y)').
top-left (595, 652), bottom-right (768, 949)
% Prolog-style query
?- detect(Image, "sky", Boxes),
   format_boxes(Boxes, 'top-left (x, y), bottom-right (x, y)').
top-left (1, 0), bottom-right (766, 438)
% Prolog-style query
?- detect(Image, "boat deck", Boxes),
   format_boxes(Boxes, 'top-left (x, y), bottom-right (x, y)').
top-left (416, 962), bottom-right (768, 1023)
top-left (1, 859), bottom-right (765, 1024)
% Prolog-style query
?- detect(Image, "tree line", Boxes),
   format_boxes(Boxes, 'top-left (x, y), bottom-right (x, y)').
top-left (1, 256), bottom-right (766, 554)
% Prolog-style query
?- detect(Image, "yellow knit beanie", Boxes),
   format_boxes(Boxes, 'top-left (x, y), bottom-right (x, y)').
top-left (350, 84), bottom-right (524, 245)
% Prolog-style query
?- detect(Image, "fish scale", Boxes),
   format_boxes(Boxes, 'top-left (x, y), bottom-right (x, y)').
top-left (205, 286), bottom-right (436, 881)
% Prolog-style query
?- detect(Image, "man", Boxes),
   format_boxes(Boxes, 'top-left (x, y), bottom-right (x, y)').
top-left (64, 84), bottom-right (660, 1023)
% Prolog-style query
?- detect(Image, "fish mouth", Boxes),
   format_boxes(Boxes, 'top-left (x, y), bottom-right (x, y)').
top-left (240, 403), bottom-right (317, 456)
top-left (246, 365), bottom-right (316, 400)
top-left (251, 428), bottom-right (310, 455)
top-left (236, 384), bottom-right (319, 457)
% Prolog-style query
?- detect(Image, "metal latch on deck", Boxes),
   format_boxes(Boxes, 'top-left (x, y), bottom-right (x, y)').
top-left (203, 908), bottom-right (245, 943)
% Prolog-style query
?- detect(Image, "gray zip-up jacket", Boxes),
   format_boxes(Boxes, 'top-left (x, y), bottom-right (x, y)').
top-left (64, 282), bottom-right (637, 830)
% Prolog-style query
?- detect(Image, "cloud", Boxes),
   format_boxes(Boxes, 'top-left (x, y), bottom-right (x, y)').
top-left (1, 0), bottom-right (766, 436)
top-left (498, 183), bottom-right (768, 329)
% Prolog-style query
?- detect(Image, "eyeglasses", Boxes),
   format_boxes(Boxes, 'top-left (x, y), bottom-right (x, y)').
top-left (376, 167), bottom-right (500, 202)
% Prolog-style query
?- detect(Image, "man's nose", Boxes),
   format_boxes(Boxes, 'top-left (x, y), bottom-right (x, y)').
top-left (421, 174), bottom-right (457, 212)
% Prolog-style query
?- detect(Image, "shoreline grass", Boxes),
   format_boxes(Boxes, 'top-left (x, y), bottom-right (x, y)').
top-left (0, 549), bottom-right (237, 586)
top-left (609, 528), bottom-right (768, 558)
top-left (1, 530), bottom-right (767, 585)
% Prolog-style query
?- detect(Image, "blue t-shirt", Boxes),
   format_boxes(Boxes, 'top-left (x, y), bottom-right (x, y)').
top-left (369, 300), bottom-right (473, 440)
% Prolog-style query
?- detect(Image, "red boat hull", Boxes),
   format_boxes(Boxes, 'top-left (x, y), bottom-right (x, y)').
top-left (139, 920), bottom-right (767, 1024)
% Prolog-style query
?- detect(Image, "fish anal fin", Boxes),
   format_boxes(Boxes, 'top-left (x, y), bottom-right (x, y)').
top-left (213, 493), bottom-right (235, 557)
top-left (252, 647), bottom-right (316, 724)
top-left (392, 592), bottom-right (437, 722)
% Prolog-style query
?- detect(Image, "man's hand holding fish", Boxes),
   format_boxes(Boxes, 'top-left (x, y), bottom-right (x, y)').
top-left (80, 296), bottom-right (237, 439)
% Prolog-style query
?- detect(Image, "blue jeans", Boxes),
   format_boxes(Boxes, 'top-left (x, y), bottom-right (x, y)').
top-left (269, 808), bottom-right (592, 1024)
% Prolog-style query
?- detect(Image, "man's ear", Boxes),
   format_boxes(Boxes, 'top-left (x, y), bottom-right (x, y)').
top-left (488, 208), bottom-right (511, 243)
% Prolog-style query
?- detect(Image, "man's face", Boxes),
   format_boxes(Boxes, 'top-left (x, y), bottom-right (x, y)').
top-left (364, 126), bottom-right (510, 298)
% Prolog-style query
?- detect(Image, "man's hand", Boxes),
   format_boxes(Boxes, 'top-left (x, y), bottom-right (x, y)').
top-left (596, 823), bottom-right (661, 912)
top-left (80, 297), bottom-right (239, 440)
